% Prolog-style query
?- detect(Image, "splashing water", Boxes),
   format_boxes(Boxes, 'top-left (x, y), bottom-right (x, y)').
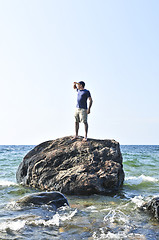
top-left (0, 145), bottom-right (159, 239)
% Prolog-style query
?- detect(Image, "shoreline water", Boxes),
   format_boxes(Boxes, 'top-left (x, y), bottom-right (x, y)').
top-left (0, 145), bottom-right (159, 239)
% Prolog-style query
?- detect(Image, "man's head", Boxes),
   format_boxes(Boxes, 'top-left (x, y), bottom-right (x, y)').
top-left (78, 81), bottom-right (85, 89)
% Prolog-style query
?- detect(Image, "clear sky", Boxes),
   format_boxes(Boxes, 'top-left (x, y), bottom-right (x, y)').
top-left (0, 0), bottom-right (159, 145)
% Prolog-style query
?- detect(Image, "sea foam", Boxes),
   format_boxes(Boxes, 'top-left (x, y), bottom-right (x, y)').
top-left (93, 208), bottom-right (146, 239)
top-left (0, 220), bottom-right (26, 231)
top-left (93, 229), bottom-right (146, 240)
top-left (0, 180), bottom-right (17, 187)
top-left (30, 209), bottom-right (77, 227)
top-left (125, 174), bottom-right (158, 185)
top-left (130, 195), bottom-right (145, 207)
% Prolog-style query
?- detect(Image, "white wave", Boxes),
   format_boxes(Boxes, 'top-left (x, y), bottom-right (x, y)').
top-left (93, 229), bottom-right (146, 240)
top-left (125, 174), bottom-right (158, 185)
top-left (86, 205), bottom-right (96, 210)
top-left (0, 180), bottom-right (17, 187)
top-left (104, 209), bottom-right (129, 225)
top-left (85, 206), bottom-right (98, 212)
top-left (131, 195), bottom-right (145, 208)
top-left (60, 209), bottom-right (77, 221)
top-left (93, 203), bottom-right (147, 239)
top-left (6, 201), bottom-right (22, 211)
top-left (93, 227), bottom-right (128, 240)
top-left (94, 212), bottom-right (145, 240)
top-left (0, 209), bottom-right (77, 232)
top-left (30, 209), bottom-right (77, 227)
top-left (32, 214), bottom-right (60, 227)
top-left (0, 220), bottom-right (26, 231)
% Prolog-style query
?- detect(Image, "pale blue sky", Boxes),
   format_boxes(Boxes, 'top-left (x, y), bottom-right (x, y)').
top-left (0, 0), bottom-right (158, 145)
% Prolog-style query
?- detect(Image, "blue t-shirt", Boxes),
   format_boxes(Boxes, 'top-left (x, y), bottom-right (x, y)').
top-left (76, 89), bottom-right (91, 109)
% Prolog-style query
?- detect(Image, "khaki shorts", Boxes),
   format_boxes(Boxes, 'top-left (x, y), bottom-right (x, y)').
top-left (75, 108), bottom-right (88, 123)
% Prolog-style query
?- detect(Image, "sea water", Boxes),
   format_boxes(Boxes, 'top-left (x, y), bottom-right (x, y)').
top-left (0, 145), bottom-right (159, 240)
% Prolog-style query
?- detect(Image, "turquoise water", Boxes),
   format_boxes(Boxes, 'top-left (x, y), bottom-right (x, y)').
top-left (0, 145), bottom-right (159, 239)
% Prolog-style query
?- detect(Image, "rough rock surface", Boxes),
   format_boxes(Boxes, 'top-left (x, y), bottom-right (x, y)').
top-left (16, 136), bottom-right (124, 195)
top-left (141, 197), bottom-right (159, 221)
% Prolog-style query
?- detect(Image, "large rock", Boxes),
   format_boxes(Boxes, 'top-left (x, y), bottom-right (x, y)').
top-left (16, 136), bottom-right (124, 195)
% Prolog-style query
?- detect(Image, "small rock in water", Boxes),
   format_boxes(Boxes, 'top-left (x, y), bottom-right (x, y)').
top-left (141, 197), bottom-right (159, 221)
top-left (16, 191), bottom-right (69, 210)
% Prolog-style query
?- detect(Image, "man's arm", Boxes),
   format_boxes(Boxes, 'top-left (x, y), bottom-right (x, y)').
top-left (73, 82), bottom-right (78, 89)
top-left (87, 97), bottom-right (93, 114)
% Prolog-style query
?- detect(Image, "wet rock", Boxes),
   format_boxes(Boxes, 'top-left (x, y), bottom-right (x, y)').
top-left (16, 136), bottom-right (124, 195)
top-left (17, 191), bottom-right (69, 209)
top-left (141, 197), bottom-right (159, 220)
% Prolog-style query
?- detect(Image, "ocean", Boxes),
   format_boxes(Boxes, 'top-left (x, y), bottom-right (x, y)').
top-left (0, 145), bottom-right (159, 240)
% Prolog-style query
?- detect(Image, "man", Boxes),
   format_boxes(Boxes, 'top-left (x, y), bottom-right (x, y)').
top-left (73, 81), bottom-right (93, 141)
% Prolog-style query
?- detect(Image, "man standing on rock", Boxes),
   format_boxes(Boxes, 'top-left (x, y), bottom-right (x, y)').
top-left (73, 81), bottom-right (93, 141)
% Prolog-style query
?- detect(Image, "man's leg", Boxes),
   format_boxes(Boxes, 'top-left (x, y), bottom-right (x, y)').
top-left (74, 109), bottom-right (80, 138)
top-left (83, 122), bottom-right (88, 141)
top-left (75, 121), bottom-right (79, 138)
top-left (81, 109), bottom-right (88, 141)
